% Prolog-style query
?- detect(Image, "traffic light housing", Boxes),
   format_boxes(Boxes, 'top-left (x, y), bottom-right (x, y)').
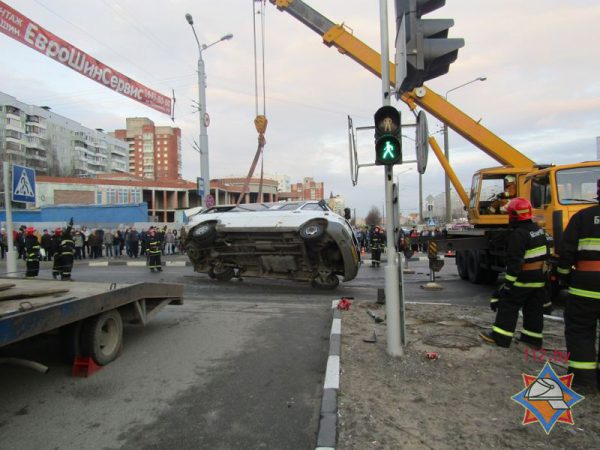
top-left (395, 0), bottom-right (464, 92)
top-left (374, 106), bottom-right (402, 165)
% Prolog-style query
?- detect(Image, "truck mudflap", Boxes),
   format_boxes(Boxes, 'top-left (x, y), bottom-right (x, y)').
top-left (0, 280), bottom-right (183, 349)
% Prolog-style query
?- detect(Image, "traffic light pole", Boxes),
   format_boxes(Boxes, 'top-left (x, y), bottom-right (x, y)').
top-left (380, 0), bottom-right (403, 357)
top-left (2, 163), bottom-right (17, 277)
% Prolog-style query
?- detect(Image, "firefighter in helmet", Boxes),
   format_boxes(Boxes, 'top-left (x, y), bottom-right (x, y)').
top-left (557, 179), bottom-right (600, 392)
top-left (147, 227), bottom-right (163, 272)
top-left (52, 218), bottom-right (74, 280)
top-left (24, 227), bottom-right (41, 278)
top-left (369, 226), bottom-right (386, 267)
top-left (480, 197), bottom-right (551, 348)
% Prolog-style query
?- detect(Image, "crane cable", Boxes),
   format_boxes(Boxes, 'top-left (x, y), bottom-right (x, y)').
top-left (237, 0), bottom-right (268, 205)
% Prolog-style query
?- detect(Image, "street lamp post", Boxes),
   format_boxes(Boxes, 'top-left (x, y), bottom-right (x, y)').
top-left (443, 76), bottom-right (486, 224)
top-left (185, 13), bottom-right (233, 208)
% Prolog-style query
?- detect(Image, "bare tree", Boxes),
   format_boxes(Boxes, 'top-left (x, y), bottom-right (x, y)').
top-left (365, 206), bottom-right (382, 226)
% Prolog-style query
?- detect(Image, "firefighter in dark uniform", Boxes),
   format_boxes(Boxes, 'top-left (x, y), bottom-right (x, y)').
top-left (370, 226), bottom-right (385, 267)
top-left (557, 179), bottom-right (600, 392)
top-left (147, 227), bottom-right (162, 273)
top-left (24, 227), bottom-right (41, 278)
top-left (480, 198), bottom-right (551, 348)
top-left (52, 227), bottom-right (63, 279)
top-left (53, 219), bottom-right (74, 280)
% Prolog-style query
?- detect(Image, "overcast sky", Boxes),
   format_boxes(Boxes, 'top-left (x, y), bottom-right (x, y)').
top-left (1, 0), bottom-right (599, 218)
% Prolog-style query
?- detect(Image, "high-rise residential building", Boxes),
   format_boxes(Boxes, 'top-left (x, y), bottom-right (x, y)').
top-left (113, 118), bottom-right (182, 181)
top-left (0, 92), bottom-right (128, 177)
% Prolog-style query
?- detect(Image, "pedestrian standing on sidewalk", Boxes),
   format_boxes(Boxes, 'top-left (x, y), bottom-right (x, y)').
top-left (164, 229), bottom-right (175, 255)
top-left (480, 198), bottom-right (550, 348)
top-left (112, 230), bottom-right (121, 258)
top-left (24, 227), bottom-right (41, 278)
top-left (73, 229), bottom-right (84, 260)
top-left (104, 228), bottom-right (114, 258)
top-left (147, 227), bottom-right (162, 272)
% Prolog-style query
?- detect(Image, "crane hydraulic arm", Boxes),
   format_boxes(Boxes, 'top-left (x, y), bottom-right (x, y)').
top-left (269, 0), bottom-right (535, 195)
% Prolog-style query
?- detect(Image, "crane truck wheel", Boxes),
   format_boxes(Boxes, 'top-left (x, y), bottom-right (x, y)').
top-left (80, 310), bottom-right (123, 366)
top-left (466, 250), bottom-right (486, 284)
top-left (455, 251), bottom-right (469, 280)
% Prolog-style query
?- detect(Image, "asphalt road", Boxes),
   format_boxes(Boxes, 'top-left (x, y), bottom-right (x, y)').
top-left (0, 254), bottom-right (493, 449)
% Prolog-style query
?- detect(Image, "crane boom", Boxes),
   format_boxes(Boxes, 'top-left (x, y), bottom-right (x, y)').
top-left (269, 0), bottom-right (535, 169)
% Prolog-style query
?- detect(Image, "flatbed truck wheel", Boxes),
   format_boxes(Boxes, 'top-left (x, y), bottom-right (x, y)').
top-left (80, 310), bottom-right (123, 366)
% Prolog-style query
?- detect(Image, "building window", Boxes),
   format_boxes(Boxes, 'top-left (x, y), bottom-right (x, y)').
top-left (96, 191), bottom-right (102, 204)
top-left (131, 188), bottom-right (141, 203)
top-left (107, 188), bottom-right (116, 204)
top-left (118, 188), bottom-right (128, 204)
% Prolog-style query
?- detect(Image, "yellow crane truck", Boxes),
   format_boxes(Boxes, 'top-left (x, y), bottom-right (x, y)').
top-left (269, 0), bottom-right (600, 296)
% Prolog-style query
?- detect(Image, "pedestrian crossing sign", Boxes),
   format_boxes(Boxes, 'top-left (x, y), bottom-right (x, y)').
top-left (12, 164), bottom-right (36, 203)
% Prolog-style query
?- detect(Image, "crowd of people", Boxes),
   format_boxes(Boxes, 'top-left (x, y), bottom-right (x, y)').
top-left (0, 223), bottom-right (189, 280)
top-left (0, 225), bottom-right (187, 261)
top-left (352, 224), bottom-right (444, 266)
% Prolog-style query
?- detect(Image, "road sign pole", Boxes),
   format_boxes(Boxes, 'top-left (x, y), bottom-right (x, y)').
top-left (3, 164), bottom-right (17, 277)
top-left (380, 0), bottom-right (403, 357)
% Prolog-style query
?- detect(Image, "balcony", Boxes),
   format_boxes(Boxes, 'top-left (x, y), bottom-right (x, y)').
top-left (111, 147), bottom-right (128, 158)
top-left (5, 112), bottom-right (21, 121)
top-left (6, 121), bottom-right (24, 133)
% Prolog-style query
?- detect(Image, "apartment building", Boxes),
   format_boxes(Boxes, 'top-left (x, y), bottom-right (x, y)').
top-left (0, 92), bottom-right (128, 178)
top-left (113, 118), bottom-right (182, 181)
top-left (290, 177), bottom-right (324, 201)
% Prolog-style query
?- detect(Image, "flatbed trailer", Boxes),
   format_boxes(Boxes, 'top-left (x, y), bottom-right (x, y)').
top-left (0, 279), bottom-right (183, 366)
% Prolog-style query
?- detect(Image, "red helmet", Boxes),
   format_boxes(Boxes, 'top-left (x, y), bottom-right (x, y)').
top-left (55, 228), bottom-right (62, 236)
top-left (26, 227), bottom-right (35, 236)
top-left (506, 197), bottom-right (532, 222)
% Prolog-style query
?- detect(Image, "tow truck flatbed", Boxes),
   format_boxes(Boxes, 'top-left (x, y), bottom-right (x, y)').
top-left (0, 279), bottom-right (183, 365)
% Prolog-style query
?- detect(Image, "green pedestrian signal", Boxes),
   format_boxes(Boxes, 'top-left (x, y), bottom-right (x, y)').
top-left (374, 106), bottom-right (402, 165)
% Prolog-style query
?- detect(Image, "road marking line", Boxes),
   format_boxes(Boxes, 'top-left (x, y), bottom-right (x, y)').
top-left (126, 261), bottom-right (147, 266)
top-left (324, 355), bottom-right (339, 390)
top-left (406, 301), bottom-right (452, 306)
top-left (331, 318), bottom-right (341, 335)
top-left (89, 261), bottom-right (108, 267)
top-left (166, 261), bottom-right (186, 267)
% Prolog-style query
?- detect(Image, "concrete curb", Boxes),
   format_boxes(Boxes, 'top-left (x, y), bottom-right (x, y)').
top-left (315, 300), bottom-right (341, 450)
top-left (83, 260), bottom-right (191, 267)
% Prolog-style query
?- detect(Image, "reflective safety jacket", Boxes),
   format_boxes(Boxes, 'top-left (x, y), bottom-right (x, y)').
top-left (558, 204), bottom-right (600, 298)
top-left (25, 235), bottom-right (41, 261)
top-left (148, 238), bottom-right (162, 255)
top-left (504, 220), bottom-right (549, 288)
top-left (59, 227), bottom-right (75, 256)
top-left (370, 231), bottom-right (385, 250)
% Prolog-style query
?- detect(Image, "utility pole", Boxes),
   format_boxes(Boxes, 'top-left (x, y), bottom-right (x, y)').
top-left (443, 123), bottom-right (451, 224)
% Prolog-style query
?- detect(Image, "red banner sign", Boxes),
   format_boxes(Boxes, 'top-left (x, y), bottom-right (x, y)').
top-left (0, 1), bottom-right (172, 115)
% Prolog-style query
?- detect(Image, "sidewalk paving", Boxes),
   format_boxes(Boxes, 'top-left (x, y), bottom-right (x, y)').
top-left (336, 300), bottom-right (599, 449)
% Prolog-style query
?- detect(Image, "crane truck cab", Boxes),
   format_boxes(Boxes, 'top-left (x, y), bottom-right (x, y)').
top-left (527, 161), bottom-right (600, 251)
top-left (467, 167), bottom-right (531, 227)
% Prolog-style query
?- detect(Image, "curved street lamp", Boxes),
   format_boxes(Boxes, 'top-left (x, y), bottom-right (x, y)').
top-left (185, 13), bottom-right (233, 208)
